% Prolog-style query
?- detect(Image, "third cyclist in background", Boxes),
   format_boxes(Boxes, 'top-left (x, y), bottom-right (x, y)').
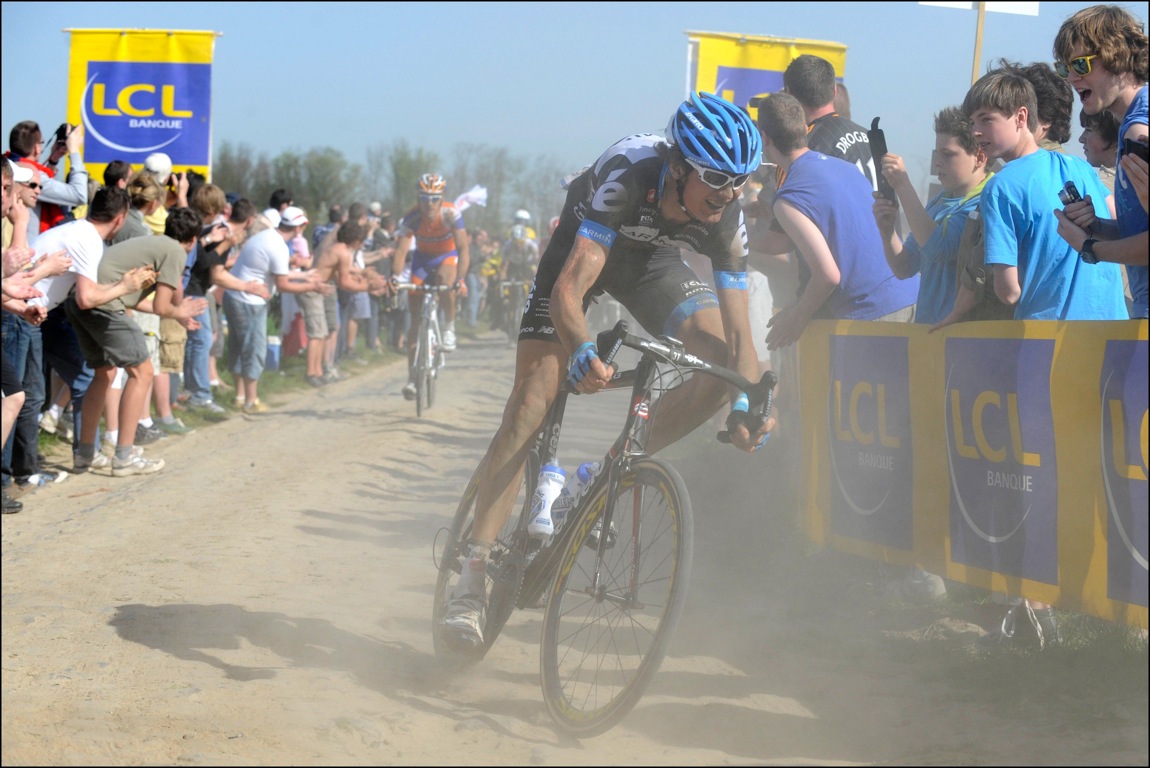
top-left (389, 173), bottom-right (470, 399)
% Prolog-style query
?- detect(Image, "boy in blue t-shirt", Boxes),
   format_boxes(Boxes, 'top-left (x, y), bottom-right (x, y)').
top-left (873, 107), bottom-right (993, 325)
top-left (963, 65), bottom-right (1127, 321)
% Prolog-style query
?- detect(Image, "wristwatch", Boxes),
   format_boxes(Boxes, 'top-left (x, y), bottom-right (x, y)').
top-left (1079, 237), bottom-right (1099, 265)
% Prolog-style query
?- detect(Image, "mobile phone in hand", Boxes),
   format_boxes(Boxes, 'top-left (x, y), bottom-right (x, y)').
top-left (868, 117), bottom-right (899, 206)
top-left (1124, 138), bottom-right (1149, 163)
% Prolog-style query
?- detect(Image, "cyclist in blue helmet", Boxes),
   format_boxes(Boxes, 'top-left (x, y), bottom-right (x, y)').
top-left (440, 92), bottom-right (775, 652)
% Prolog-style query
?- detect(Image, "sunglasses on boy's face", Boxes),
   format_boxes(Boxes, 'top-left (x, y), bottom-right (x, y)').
top-left (1054, 54), bottom-right (1098, 78)
top-left (685, 157), bottom-right (750, 191)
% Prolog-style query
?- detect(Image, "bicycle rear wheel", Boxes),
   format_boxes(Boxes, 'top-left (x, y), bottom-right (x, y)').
top-left (539, 457), bottom-right (693, 736)
top-left (432, 459), bottom-right (535, 660)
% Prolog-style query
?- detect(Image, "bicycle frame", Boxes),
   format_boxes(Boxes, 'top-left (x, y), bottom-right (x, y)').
top-left (512, 323), bottom-right (758, 612)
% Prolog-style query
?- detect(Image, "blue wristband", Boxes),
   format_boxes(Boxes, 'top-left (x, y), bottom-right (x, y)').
top-left (732, 393), bottom-right (750, 412)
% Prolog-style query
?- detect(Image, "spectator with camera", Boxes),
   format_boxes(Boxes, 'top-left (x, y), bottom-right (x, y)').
top-left (4, 121), bottom-right (89, 240)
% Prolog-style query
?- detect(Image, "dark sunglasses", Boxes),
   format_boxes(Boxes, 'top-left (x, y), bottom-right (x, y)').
top-left (23, 181), bottom-right (41, 190)
top-left (1054, 55), bottom-right (1097, 78)
top-left (685, 157), bottom-right (750, 190)
top-left (419, 194), bottom-right (442, 203)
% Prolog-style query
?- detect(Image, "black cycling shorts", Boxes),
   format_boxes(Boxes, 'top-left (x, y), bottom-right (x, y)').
top-left (519, 244), bottom-right (719, 343)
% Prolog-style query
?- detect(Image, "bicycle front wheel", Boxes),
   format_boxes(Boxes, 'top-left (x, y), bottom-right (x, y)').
top-left (539, 457), bottom-right (693, 737)
top-left (424, 326), bottom-right (437, 411)
top-left (414, 319), bottom-right (430, 417)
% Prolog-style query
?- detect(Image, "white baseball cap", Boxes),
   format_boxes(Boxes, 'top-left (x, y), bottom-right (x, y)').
top-left (8, 159), bottom-right (33, 184)
top-left (144, 152), bottom-right (172, 180)
top-left (280, 206), bottom-right (308, 228)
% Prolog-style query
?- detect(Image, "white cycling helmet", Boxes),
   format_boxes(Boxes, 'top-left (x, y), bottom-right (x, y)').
top-left (514, 209), bottom-right (531, 222)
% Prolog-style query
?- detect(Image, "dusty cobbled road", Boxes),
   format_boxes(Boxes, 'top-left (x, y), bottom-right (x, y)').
top-left (3, 329), bottom-right (1146, 766)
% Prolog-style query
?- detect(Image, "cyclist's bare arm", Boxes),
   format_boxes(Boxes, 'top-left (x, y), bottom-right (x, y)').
top-left (552, 235), bottom-right (614, 393)
top-left (390, 233), bottom-right (413, 277)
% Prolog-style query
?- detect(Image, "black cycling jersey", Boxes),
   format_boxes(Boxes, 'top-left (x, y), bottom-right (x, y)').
top-left (521, 133), bottom-right (749, 342)
top-left (805, 112), bottom-right (878, 192)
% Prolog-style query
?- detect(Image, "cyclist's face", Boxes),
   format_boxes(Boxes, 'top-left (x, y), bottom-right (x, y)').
top-left (683, 168), bottom-right (739, 224)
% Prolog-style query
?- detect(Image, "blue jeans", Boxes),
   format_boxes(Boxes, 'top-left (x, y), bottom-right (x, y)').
top-left (1, 313), bottom-right (43, 484)
top-left (223, 293), bottom-right (267, 381)
top-left (183, 303), bottom-right (213, 403)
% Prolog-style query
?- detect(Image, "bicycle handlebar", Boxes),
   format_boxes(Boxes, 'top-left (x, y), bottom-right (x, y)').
top-left (394, 282), bottom-right (456, 293)
top-left (591, 320), bottom-right (777, 445)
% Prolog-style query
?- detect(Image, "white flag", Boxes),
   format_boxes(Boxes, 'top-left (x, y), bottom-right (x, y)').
top-left (454, 185), bottom-right (488, 212)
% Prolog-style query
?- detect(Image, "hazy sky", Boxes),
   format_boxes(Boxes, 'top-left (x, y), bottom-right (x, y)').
top-left (2, 1), bottom-right (1146, 198)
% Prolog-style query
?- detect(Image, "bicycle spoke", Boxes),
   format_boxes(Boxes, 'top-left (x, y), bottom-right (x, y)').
top-left (540, 458), bottom-right (693, 736)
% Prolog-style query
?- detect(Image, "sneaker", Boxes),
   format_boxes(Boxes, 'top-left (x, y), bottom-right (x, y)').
top-left (135, 423), bottom-right (168, 445)
top-left (111, 454), bottom-right (165, 477)
top-left (156, 418), bottom-right (195, 436)
top-left (57, 412), bottom-right (75, 443)
top-left (440, 593), bottom-right (487, 651)
top-left (305, 375), bottom-right (326, 388)
top-left (17, 470), bottom-right (70, 489)
top-left (884, 567), bottom-right (947, 603)
top-left (322, 369), bottom-right (348, 383)
top-left (189, 399), bottom-right (227, 415)
top-left (2, 490), bottom-right (22, 514)
top-left (584, 518), bottom-right (618, 551)
top-left (73, 452), bottom-right (112, 473)
top-left (402, 381), bottom-right (417, 400)
top-left (39, 410), bottom-right (60, 435)
top-left (242, 400), bottom-right (270, 415)
top-left (442, 329), bottom-right (457, 352)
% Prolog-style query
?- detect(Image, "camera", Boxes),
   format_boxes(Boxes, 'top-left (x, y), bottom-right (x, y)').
top-left (54, 123), bottom-right (70, 144)
top-left (1057, 180), bottom-right (1082, 206)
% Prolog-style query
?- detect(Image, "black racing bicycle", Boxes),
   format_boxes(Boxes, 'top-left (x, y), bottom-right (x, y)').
top-left (497, 279), bottom-right (533, 346)
top-left (397, 282), bottom-right (453, 417)
top-left (432, 320), bottom-right (777, 736)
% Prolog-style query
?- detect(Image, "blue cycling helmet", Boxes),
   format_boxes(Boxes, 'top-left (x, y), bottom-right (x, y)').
top-left (666, 92), bottom-right (762, 175)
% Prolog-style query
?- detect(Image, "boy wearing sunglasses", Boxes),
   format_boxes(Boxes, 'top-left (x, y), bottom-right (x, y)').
top-left (1051, 4), bottom-right (1148, 319)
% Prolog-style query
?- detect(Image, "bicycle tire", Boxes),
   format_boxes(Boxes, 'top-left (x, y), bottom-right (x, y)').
top-left (432, 461), bottom-right (534, 661)
top-left (539, 457), bottom-right (693, 737)
top-left (424, 325), bottom-right (437, 411)
top-left (414, 321), bottom-right (427, 418)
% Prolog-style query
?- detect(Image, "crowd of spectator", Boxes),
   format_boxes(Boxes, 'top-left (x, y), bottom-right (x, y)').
top-left (1, 4), bottom-right (1145, 650)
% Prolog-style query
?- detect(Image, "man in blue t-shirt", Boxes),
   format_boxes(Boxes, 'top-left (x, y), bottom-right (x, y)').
top-left (756, 93), bottom-right (919, 352)
top-left (964, 64), bottom-right (1127, 321)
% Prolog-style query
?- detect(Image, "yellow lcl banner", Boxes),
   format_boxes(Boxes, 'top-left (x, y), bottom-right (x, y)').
top-left (796, 319), bottom-right (1148, 629)
top-left (65, 29), bottom-right (219, 184)
top-left (686, 31), bottom-right (847, 118)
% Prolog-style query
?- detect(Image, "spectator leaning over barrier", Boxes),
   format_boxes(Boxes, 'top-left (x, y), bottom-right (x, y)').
top-left (962, 63), bottom-right (1129, 650)
top-left (755, 92), bottom-right (918, 353)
